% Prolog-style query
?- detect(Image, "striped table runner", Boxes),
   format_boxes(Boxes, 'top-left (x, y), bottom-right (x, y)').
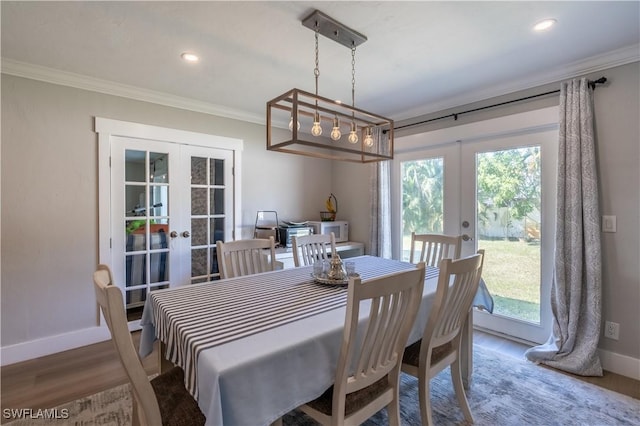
top-left (148, 256), bottom-right (438, 397)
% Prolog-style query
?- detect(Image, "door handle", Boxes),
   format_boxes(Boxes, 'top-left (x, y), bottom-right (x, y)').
top-left (462, 234), bottom-right (473, 241)
top-left (170, 231), bottom-right (178, 238)
top-left (182, 231), bottom-right (191, 238)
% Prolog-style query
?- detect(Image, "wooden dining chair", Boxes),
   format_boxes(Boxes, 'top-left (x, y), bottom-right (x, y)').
top-left (93, 264), bottom-right (205, 426)
top-left (216, 236), bottom-right (276, 279)
top-left (298, 262), bottom-right (426, 426)
top-left (409, 232), bottom-right (462, 266)
top-left (401, 251), bottom-right (485, 425)
top-left (291, 232), bottom-right (336, 267)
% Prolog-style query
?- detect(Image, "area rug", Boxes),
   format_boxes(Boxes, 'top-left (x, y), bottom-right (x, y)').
top-left (5, 346), bottom-right (639, 425)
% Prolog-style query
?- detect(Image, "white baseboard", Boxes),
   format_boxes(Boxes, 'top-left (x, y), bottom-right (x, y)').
top-left (0, 326), bottom-right (112, 366)
top-left (1, 321), bottom-right (144, 366)
top-left (599, 348), bottom-right (640, 381)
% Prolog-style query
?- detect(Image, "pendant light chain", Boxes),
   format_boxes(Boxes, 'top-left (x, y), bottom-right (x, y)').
top-left (347, 44), bottom-right (359, 144)
top-left (314, 28), bottom-right (320, 96)
top-left (310, 25), bottom-right (323, 136)
top-left (351, 45), bottom-right (356, 107)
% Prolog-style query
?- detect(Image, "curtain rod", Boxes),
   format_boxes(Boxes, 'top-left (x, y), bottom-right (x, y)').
top-left (388, 76), bottom-right (607, 133)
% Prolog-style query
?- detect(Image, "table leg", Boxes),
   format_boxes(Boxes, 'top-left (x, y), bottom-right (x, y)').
top-left (461, 309), bottom-right (473, 389)
top-left (158, 341), bottom-right (174, 374)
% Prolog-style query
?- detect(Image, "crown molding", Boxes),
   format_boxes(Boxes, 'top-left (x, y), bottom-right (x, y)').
top-left (3, 43), bottom-right (638, 125)
top-left (395, 43), bottom-right (640, 121)
top-left (0, 58), bottom-right (265, 125)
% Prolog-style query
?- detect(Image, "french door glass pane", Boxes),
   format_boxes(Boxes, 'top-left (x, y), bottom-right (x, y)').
top-left (191, 248), bottom-right (208, 277)
top-left (400, 157), bottom-right (444, 261)
top-left (211, 159), bottom-right (224, 185)
top-left (191, 218), bottom-right (208, 246)
top-left (125, 150), bottom-right (145, 182)
top-left (210, 188), bottom-right (224, 215)
top-left (192, 157), bottom-right (207, 185)
top-left (150, 152), bottom-right (169, 183)
top-left (476, 146), bottom-right (541, 323)
top-left (210, 218), bottom-right (224, 244)
top-left (191, 188), bottom-right (207, 215)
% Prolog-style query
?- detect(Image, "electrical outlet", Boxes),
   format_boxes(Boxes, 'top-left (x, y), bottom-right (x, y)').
top-left (604, 321), bottom-right (619, 340)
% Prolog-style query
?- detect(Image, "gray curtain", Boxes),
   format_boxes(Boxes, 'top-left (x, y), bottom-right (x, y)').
top-left (369, 129), bottom-right (392, 258)
top-left (525, 78), bottom-right (603, 376)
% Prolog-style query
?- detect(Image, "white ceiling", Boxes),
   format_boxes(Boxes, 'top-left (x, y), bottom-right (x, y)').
top-left (2, 1), bottom-right (639, 124)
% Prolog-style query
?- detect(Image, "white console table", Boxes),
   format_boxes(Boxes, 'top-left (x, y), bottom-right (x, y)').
top-left (274, 241), bottom-right (365, 269)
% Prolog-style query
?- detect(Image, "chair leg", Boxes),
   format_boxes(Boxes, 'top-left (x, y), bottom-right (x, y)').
top-left (131, 399), bottom-right (141, 426)
top-left (451, 359), bottom-right (474, 423)
top-left (158, 341), bottom-right (174, 373)
top-left (387, 398), bottom-right (401, 426)
top-left (418, 375), bottom-right (434, 426)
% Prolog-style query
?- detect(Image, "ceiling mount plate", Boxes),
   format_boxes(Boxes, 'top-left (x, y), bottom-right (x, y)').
top-left (302, 10), bottom-right (367, 49)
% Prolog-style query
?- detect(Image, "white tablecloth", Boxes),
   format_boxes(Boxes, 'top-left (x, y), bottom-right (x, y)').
top-left (139, 256), bottom-right (449, 425)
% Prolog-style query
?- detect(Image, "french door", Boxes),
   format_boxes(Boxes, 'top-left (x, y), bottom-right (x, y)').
top-left (110, 138), bottom-right (235, 318)
top-left (460, 131), bottom-right (556, 343)
top-left (96, 117), bottom-right (242, 323)
top-left (395, 118), bottom-right (557, 343)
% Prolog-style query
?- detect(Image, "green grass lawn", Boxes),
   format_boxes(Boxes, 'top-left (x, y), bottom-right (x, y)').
top-left (478, 238), bottom-right (541, 323)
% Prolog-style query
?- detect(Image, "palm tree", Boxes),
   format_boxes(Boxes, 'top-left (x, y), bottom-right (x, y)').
top-left (402, 159), bottom-right (444, 235)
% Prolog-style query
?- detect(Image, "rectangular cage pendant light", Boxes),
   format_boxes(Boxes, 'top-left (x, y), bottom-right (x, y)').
top-left (266, 10), bottom-right (394, 163)
top-left (267, 88), bottom-right (394, 163)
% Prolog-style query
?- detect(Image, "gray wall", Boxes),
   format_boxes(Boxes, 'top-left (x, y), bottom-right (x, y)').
top-left (337, 61), bottom-right (640, 360)
top-left (1, 74), bottom-right (332, 346)
top-left (2, 61), bottom-right (638, 364)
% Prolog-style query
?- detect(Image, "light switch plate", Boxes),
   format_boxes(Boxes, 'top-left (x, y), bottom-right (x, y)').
top-left (602, 215), bottom-right (616, 233)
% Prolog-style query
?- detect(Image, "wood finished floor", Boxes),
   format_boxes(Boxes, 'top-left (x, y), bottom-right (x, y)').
top-left (1, 331), bottom-right (638, 412)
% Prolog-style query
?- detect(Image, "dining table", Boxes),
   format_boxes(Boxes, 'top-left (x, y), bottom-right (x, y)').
top-left (139, 255), bottom-right (492, 426)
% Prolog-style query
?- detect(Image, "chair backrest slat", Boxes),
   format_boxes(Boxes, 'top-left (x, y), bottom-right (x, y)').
top-left (409, 232), bottom-right (462, 266)
top-left (292, 233), bottom-right (336, 267)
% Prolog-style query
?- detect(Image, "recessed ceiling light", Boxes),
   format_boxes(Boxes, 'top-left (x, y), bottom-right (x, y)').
top-left (533, 19), bottom-right (557, 32)
top-left (181, 52), bottom-right (199, 63)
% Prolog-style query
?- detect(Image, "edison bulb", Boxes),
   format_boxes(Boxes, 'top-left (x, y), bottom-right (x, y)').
top-left (288, 116), bottom-right (300, 131)
top-left (311, 122), bottom-right (322, 136)
top-left (348, 123), bottom-right (359, 144)
top-left (364, 132), bottom-right (374, 147)
top-left (330, 117), bottom-right (341, 140)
